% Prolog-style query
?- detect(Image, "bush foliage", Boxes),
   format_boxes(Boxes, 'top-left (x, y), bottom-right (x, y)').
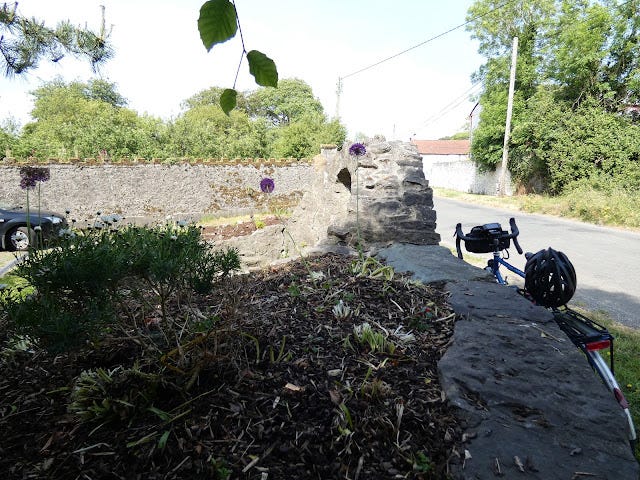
top-left (467, 0), bottom-right (640, 196)
top-left (0, 223), bottom-right (240, 352)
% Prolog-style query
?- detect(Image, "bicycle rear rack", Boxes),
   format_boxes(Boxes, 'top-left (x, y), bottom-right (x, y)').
top-left (552, 306), bottom-right (615, 374)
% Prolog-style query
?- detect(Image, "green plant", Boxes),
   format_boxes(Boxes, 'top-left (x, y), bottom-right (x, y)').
top-left (352, 322), bottom-right (396, 355)
top-left (408, 304), bottom-right (439, 332)
top-left (332, 300), bottom-right (352, 321)
top-left (288, 282), bottom-right (301, 297)
top-left (209, 456), bottom-right (232, 480)
top-left (198, 0), bottom-right (278, 114)
top-left (360, 367), bottom-right (392, 400)
top-left (350, 255), bottom-right (394, 280)
top-left (268, 336), bottom-right (290, 363)
top-left (0, 333), bottom-right (36, 365)
top-left (413, 451), bottom-right (434, 473)
top-left (68, 365), bottom-right (163, 423)
top-left (2, 221), bottom-right (241, 353)
top-left (259, 177), bottom-right (317, 272)
top-left (349, 142), bottom-right (367, 248)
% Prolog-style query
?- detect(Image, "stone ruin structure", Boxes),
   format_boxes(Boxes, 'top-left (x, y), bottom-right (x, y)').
top-left (220, 139), bottom-right (440, 269)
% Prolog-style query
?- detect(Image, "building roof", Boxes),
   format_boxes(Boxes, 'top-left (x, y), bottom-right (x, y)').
top-left (411, 139), bottom-right (470, 155)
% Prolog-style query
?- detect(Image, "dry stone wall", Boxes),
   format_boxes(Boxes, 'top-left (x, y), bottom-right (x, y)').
top-left (218, 140), bottom-right (441, 269)
top-left (288, 140), bottom-right (440, 247)
top-left (0, 162), bottom-right (311, 221)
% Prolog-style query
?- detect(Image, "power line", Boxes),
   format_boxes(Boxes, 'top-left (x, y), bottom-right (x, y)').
top-left (417, 82), bottom-right (482, 129)
top-left (339, 0), bottom-right (515, 81)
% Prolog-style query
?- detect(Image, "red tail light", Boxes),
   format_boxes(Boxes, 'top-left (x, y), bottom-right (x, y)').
top-left (585, 339), bottom-right (610, 351)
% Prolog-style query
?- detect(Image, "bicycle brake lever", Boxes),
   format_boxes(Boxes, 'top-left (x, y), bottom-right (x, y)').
top-left (455, 223), bottom-right (464, 259)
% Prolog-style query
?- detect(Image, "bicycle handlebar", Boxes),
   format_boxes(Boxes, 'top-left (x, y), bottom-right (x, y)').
top-left (509, 218), bottom-right (524, 255)
top-left (455, 217), bottom-right (523, 259)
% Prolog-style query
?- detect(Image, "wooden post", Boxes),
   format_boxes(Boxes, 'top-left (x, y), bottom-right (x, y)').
top-left (497, 36), bottom-right (518, 196)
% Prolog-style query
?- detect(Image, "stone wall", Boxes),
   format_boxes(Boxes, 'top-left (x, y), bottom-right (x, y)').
top-left (218, 140), bottom-right (441, 269)
top-left (0, 162), bottom-right (312, 221)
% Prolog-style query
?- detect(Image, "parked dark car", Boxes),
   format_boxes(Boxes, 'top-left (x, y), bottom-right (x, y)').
top-left (0, 207), bottom-right (68, 251)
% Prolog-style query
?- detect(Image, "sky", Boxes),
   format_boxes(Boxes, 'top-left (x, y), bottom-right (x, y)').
top-left (0, 1), bottom-right (485, 141)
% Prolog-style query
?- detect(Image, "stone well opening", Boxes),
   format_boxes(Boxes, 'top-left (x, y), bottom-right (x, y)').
top-left (336, 167), bottom-right (351, 192)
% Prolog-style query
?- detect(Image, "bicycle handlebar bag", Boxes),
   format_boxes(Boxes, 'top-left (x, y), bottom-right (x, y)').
top-left (464, 223), bottom-right (511, 253)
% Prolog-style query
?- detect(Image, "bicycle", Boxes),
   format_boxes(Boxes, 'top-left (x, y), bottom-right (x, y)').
top-left (454, 217), bottom-right (637, 449)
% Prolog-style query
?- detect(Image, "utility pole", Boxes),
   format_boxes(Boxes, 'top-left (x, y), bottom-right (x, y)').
top-left (497, 36), bottom-right (518, 196)
top-left (335, 77), bottom-right (343, 120)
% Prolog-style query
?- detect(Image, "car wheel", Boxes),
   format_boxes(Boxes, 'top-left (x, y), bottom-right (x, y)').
top-left (7, 226), bottom-right (35, 251)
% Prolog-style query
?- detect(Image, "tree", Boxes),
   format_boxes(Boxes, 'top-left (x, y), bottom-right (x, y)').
top-left (247, 78), bottom-right (324, 127)
top-left (544, 1), bottom-right (612, 104)
top-left (600, 0), bottom-right (640, 108)
top-left (16, 79), bottom-right (164, 159)
top-left (0, 116), bottom-right (19, 155)
top-left (182, 86), bottom-right (249, 112)
top-left (466, 0), bottom-right (640, 192)
top-left (174, 79), bottom-right (345, 159)
top-left (85, 79), bottom-right (127, 107)
top-left (271, 114), bottom-right (346, 159)
top-left (165, 104), bottom-right (268, 158)
top-left (467, 0), bottom-right (555, 174)
top-left (0, 2), bottom-right (113, 76)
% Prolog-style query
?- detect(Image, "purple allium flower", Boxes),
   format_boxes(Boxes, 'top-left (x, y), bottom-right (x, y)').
top-left (260, 177), bottom-right (275, 194)
top-left (349, 143), bottom-right (366, 157)
top-left (19, 177), bottom-right (36, 190)
top-left (19, 166), bottom-right (50, 190)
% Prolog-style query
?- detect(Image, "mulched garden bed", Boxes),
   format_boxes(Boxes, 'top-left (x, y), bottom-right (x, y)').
top-left (199, 216), bottom-right (283, 242)
top-left (0, 250), bottom-right (464, 479)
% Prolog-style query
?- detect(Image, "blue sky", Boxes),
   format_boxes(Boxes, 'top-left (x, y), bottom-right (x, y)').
top-left (0, 1), bottom-right (484, 140)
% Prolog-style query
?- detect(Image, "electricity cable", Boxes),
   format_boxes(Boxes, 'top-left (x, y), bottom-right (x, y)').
top-left (339, 0), bottom-right (517, 81)
top-left (416, 82), bottom-right (482, 130)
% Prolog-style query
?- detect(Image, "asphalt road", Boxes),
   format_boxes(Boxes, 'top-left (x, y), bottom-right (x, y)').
top-left (434, 195), bottom-right (640, 329)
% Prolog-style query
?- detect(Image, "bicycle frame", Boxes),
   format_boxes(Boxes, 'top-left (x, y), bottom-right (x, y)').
top-left (488, 251), bottom-right (525, 286)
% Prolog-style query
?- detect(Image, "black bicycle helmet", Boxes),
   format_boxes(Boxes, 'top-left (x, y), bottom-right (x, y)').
top-left (524, 247), bottom-right (577, 308)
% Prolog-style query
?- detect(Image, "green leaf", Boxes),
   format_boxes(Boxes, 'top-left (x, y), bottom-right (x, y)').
top-left (247, 50), bottom-right (278, 88)
top-left (148, 406), bottom-right (171, 422)
top-left (220, 88), bottom-right (237, 115)
top-left (198, 0), bottom-right (238, 51)
top-left (158, 430), bottom-right (170, 449)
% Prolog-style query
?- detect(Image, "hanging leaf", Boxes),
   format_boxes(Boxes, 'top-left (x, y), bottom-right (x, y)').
top-left (247, 50), bottom-right (278, 87)
top-left (198, 0), bottom-right (238, 51)
top-left (220, 88), bottom-right (237, 115)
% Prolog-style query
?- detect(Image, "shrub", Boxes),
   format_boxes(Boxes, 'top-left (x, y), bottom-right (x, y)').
top-left (1, 223), bottom-right (241, 352)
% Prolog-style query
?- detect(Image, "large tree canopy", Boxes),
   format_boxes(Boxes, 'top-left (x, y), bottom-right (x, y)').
top-left (246, 78), bottom-right (324, 127)
top-left (14, 78), bottom-right (163, 159)
top-left (5, 77), bottom-right (345, 161)
top-left (0, 2), bottom-right (113, 76)
top-left (466, 0), bottom-right (640, 193)
top-left (175, 78), bottom-right (345, 159)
